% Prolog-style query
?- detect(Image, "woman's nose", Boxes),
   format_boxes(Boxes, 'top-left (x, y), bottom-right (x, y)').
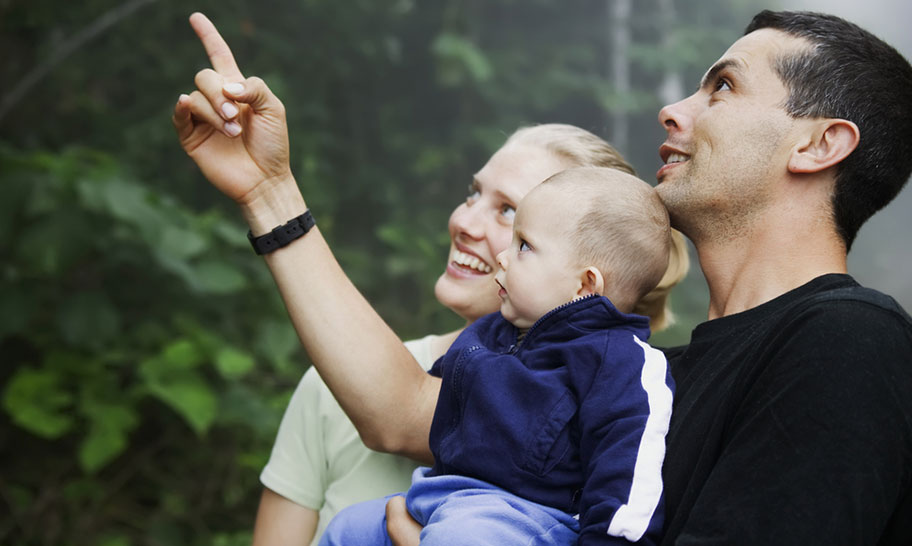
top-left (451, 202), bottom-right (486, 240)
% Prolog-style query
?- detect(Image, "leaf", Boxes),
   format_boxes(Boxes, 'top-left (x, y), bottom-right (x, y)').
top-left (145, 372), bottom-right (217, 436)
top-left (158, 224), bottom-right (207, 260)
top-left (217, 383), bottom-right (279, 432)
top-left (432, 33), bottom-right (493, 86)
top-left (78, 398), bottom-right (138, 473)
top-left (211, 217), bottom-right (249, 248)
top-left (254, 319), bottom-right (301, 372)
top-left (101, 178), bottom-right (162, 228)
top-left (215, 347), bottom-right (255, 379)
top-left (78, 418), bottom-right (130, 473)
top-left (2, 367), bottom-right (74, 438)
top-left (161, 338), bottom-right (204, 370)
top-left (191, 260), bottom-right (247, 294)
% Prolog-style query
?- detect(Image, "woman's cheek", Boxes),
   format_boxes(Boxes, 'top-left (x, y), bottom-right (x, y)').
top-left (488, 224), bottom-right (514, 258)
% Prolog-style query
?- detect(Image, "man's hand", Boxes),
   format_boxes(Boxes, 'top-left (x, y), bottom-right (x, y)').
top-left (386, 496), bottom-right (421, 546)
top-left (172, 13), bottom-right (291, 205)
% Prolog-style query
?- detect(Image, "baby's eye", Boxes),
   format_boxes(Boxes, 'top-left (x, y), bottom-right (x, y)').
top-left (501, 204), bottom-right (516, 221)
top-left (519, 240), bottom-right (531, 252)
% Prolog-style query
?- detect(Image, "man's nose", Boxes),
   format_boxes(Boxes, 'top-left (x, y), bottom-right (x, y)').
top-left (658, 93), bottom-right (698, 133)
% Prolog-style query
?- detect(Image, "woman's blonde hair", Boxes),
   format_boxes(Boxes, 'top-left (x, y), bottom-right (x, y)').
top-left (505, 123), bottom-right (637, 175)
top-left (506, 123), bottom-right (689, 332)
top-left (632, 229), bottom-right (689, 332)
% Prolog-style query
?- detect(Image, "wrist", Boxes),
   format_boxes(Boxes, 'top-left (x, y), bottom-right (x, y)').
top-left (238, 173), bottom-right (308, 236)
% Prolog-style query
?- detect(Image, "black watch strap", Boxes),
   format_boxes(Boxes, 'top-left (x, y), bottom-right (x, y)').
top-left (247, 210), bottom-right (316, 255)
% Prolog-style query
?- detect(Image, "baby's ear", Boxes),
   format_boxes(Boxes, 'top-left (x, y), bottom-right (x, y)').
top-left (577, 266), bottom-right (604, 297)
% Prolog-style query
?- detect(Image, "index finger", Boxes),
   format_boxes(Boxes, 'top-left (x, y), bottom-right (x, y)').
top-left (189, 12), bottom-right (244, 80)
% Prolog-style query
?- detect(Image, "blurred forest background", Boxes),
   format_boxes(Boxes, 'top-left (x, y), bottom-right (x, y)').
top-left (2, 0), bottom-right (909, 544)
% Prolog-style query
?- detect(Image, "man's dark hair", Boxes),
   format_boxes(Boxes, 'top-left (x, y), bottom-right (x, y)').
top-left (746, 10), bottom-right (912, 250)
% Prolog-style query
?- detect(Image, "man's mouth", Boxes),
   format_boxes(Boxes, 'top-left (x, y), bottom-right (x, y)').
top-left (664, 152), bottom-right (689, 165)
top-left (451, 249), bottom-right (493, 274)
top-left (657, 147), bottom-right (691, 180)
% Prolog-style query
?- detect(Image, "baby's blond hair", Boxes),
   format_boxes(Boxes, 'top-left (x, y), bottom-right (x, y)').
top-left (537, 167), bottom-right (672, 317)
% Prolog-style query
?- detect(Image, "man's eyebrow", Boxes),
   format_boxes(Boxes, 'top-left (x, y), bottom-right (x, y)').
top-left (700, 59), bottom-right (741, 90)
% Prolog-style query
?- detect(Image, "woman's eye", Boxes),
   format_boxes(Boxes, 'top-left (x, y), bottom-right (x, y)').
top-left (519, 240), bottom-right (531, 252)
top-left (501, 204), bottom-right (516, 221)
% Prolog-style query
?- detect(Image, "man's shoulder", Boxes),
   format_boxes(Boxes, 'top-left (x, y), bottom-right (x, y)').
top-left (669, 276), bottom-right (912, 370)
top-left (800, 282), bottom-right (910, 315)
top-left (787, 281), bottom-right (912, 335)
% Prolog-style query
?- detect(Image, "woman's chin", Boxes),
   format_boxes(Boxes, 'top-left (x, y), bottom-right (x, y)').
top-left (434, 270), bottom-right (500, 319)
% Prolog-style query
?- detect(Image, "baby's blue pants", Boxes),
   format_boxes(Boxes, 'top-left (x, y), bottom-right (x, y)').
top-left (320, 467), bottom-right (579, 545)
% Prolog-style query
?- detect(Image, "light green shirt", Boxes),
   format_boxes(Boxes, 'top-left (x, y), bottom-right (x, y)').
top-left (259, 335), bottom-right (438, 544)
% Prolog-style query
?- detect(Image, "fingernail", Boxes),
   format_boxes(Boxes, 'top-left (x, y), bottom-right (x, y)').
top-left (224, 122), bottom-right (242, 136)
top-left (221, 102), bottom-right (238, 118)
top-left (224, 82), bottom-right (244, 95)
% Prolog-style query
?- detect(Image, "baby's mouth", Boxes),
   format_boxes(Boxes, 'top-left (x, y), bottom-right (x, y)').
top-left (451, 249), bottom-right (493, 274)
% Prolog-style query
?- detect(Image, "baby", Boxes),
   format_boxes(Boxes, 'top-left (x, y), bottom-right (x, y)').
top-left (322, 166), bottom-right (674, 545)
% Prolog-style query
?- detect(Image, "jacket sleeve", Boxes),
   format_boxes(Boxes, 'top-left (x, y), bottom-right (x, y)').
top-left (577, 333), bottom-right (673, 545)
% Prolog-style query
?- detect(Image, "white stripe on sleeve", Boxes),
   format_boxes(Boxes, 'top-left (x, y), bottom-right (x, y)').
top-left (606, 335), bottom-right (673, 541)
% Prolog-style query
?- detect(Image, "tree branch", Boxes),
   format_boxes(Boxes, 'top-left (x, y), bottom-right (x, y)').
top-left (0, 0), bottom-right (160, 125)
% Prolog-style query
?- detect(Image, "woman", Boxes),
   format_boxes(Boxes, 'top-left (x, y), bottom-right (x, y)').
top-left (173, 13), bottom-right (688, 545)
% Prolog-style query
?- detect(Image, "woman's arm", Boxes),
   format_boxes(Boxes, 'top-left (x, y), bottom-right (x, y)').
top-left (252, 488), bottom-right (319, 546)
top-left (173, 13), bottom-right (438, 461)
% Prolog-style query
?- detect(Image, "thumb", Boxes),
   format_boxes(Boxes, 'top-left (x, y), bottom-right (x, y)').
top-left (222, 76), bottom-right (285, 115)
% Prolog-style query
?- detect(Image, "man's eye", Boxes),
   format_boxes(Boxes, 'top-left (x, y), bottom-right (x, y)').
top-left (714, 79), bottom-right (732, 92)
top-left (501, 205), bottom-right (516, 221)
top-left (519, 240), bottom-right (531, 252)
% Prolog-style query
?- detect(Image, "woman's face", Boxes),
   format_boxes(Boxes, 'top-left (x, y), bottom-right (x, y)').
top-left (434, 142), bottom-right (571, 323)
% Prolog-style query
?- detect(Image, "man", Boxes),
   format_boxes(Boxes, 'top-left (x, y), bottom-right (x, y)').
top-left (386, 10), bottom-right (912, 545)
top-left (652, 10), bottom-right (912, 545)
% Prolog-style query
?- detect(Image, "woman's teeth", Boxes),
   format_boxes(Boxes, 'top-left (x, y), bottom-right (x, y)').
top-left (453, 250), bottom-right (492, 273)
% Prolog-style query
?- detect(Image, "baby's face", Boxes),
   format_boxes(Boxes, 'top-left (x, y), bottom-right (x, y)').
top-left (494, 187), bottom-right (587, 329)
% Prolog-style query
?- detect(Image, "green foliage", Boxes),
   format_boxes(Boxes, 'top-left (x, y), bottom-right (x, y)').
top-left (0, 146), bottom-right (300, 543)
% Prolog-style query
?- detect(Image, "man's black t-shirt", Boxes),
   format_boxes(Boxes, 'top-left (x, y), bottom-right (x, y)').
top-left (661, 274), bottom-right (912, 545)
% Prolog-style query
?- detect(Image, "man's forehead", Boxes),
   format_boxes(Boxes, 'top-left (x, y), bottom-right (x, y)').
top-left (705, 28), bottom-right (808, 81)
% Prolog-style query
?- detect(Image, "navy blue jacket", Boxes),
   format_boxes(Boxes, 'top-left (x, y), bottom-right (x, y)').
top-left (429, 295), bottom-right (673, 544)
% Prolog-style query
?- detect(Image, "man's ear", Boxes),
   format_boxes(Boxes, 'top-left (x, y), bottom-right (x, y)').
top-left (788, 118), bottom-right (860, 174)
top-left (577, 266), bottom-right (605, 297)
